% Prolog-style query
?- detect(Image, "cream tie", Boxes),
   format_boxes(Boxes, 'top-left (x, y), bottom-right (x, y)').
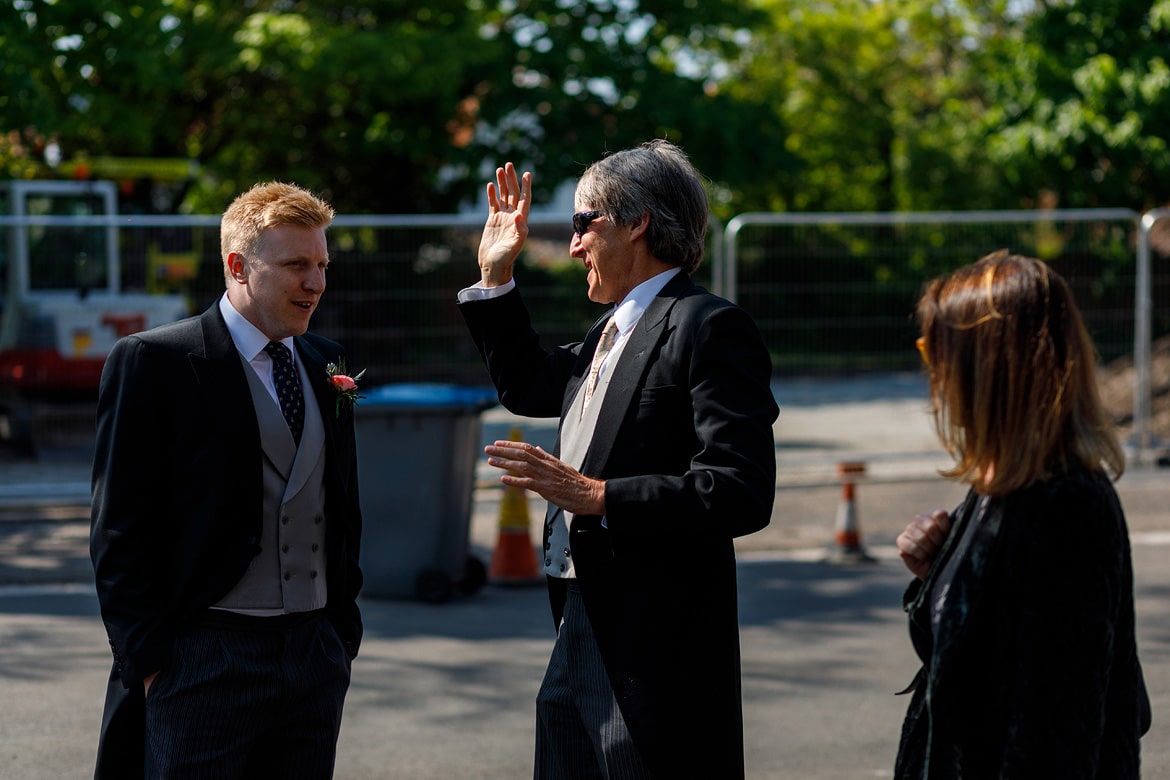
top-left (583, 317), bottom-right (619, 409)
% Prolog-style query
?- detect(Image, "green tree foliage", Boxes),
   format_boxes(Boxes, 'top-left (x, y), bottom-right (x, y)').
top-left (986, 0), bottom-right (1170, 209)
top-left (1, 0), bottom-right (784, 216)
top-left (3, 0), bottom-right (1168, 216)
top-left (734, 0), bottom-right (1023, 212)
top-left (0, 0), bottom-right (215, 182)
top-left (0, 1), bottom-right (517, 212)
top-left (449, 0), bottom-right (794, 219)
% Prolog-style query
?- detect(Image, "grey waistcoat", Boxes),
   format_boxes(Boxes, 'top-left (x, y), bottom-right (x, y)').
top-left (214, 353), bottom-right (329, 613)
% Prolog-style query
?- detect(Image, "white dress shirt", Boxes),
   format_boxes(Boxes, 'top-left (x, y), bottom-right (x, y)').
top-left (219, 295), bottom-right (299, 407)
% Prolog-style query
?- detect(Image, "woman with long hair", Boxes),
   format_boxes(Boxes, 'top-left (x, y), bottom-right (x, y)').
top-left (894, 250), bottom-right (1151, 778)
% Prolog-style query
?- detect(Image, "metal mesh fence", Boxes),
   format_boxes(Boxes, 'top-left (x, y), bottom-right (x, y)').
top-left (3, 209), bottom-right (1168, 453)
top-left (725, 210), bottom-right (1149, 373)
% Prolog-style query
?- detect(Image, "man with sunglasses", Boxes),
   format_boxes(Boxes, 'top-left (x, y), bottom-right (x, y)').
top-left (458, 140), bottom-right (778, 779)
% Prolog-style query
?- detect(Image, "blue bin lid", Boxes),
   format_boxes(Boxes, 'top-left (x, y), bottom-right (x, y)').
top-left (360, 383), bottom-right (499, 411)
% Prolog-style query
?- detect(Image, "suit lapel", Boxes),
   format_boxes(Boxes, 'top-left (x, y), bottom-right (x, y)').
top-left (241, 359), bottom-right (297, 479)
top-left (296, 336), bottom-right (337, 462)
top-left (283, 347), bottom-right (327, 499)
top-left (577, 275), bottom-right (690, 477)
top-left (559, 312), bottom-right (610, 423)
top-left (189, 302), bottom-right (260, 446)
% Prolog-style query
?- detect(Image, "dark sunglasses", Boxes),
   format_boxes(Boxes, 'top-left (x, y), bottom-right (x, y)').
top-left (572, 209), bottom-right (603, 236)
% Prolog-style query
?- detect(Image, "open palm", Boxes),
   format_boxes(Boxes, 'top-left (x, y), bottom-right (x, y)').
top-left (478, 163), bottom-right (532, 282)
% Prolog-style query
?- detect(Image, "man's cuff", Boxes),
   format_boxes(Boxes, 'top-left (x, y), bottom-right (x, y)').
top-left (456, 278), bottom-right (516, 303)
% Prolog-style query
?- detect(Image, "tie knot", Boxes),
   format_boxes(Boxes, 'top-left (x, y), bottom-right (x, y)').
top-left (264, 340), bottom-right (291, 363)
top-left (598, 317), bottom-right (618, 346)
top-left (583, 317), bottom-right (619, 411)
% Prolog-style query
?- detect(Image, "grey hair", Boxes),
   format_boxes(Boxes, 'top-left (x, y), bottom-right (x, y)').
top-left (575, 140), bottom-right (709, 275)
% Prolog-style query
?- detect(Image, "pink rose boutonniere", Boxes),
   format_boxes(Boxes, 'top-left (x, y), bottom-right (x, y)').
top-left (326, 359), bottom-right (366, 417)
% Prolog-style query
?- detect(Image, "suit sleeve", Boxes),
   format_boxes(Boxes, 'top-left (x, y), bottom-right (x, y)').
top-left (603, 302), bottom-right (778, 539)
top-left (90, 336), bottom-right (174, 687)
top-left (458, 286), bottom-right (582, 418)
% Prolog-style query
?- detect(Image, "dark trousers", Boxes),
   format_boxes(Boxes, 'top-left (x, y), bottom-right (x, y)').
top-left (535, 584), bottom-right (651, 780)
top-left (143, 610), bottom-right (351, 779)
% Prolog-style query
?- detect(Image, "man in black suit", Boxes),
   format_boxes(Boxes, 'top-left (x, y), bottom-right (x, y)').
top-left (459, 141), bottom-right (778, 779)
top-left (90, 182), bottom-right (363, 778)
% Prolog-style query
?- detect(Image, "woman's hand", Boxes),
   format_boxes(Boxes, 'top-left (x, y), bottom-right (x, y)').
top-left (478, 162), bottom-right (532, 287)
top-left (896, 509), bottom-right (952, 580)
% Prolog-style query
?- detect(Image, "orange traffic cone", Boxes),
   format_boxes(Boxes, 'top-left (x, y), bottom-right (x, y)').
top-left (827, 461), bottom-right (875, 563)
top-left (489, 428), bottom-right (543, 585)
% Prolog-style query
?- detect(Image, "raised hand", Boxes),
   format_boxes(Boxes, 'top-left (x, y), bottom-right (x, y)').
top-left (478, 162), bottom-right (532, 287)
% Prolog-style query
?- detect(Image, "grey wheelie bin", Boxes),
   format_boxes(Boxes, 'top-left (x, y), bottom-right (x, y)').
top-left (354, 383), bottom-right (498, 603)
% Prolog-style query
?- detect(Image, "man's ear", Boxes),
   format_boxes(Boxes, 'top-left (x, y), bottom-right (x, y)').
top-left (628, 212), bottom-right (650, 241)
top-left (227, 252), bottom-right (248, 284)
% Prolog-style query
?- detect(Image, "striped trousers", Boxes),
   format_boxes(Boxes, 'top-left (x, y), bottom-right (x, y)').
top-left (535, 583), bottom-right (652, 780)
top-left (143, 609), bottom-right (351, 779)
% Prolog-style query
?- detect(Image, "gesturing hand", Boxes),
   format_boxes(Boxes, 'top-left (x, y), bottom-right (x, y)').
top-left (485, 439), bottom-right (606, 517)
top-left (478, 162), bottom-right (532, 287)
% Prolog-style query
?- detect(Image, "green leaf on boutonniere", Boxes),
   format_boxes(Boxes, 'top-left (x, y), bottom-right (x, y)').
top-left (325, 359), bottom-right (366, 418)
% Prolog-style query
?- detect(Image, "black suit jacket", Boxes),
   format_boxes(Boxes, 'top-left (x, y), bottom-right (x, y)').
top-left (89, 299), bottom-right (363, 778)
top-left (895, 466), bottom-right (1151, 779)
top-left (460, 274), bottom-right (778, 778)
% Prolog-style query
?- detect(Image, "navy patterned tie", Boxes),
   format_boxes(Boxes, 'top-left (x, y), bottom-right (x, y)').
top-left (264, 341), bottom-right (304, 445)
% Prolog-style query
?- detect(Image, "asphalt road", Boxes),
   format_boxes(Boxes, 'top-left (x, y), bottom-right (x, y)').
top-left (1, 536), bottom-right (1167, 779)
top-left (1, 374), bottom-right (1167, 778)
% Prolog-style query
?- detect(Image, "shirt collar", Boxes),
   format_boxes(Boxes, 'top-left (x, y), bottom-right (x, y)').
top-left (610, 267), bottom-right (680, 336)
top-left (218, 294), bottom-right (295, 362)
